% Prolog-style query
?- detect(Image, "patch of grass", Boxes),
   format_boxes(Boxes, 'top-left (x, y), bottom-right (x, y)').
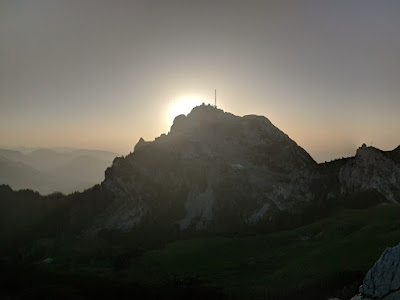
top-left (5, 204), bottom-right (400, 299)
top-left (127, 204), bottom-right (400, 298)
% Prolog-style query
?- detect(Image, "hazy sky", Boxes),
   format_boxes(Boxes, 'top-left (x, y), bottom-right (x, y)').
top-left (1, 0), bottom-right (400, 162)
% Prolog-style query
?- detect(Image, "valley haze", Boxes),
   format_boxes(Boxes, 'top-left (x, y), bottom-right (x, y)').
top-left (0, 147), bottom-right (119, 194)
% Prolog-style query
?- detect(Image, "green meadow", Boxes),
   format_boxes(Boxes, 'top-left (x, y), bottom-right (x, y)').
top-left (5, 203), bottom-right (400, 299)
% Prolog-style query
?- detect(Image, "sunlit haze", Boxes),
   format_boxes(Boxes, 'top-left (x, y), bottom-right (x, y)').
top-left (1, 1), bottom-right (400, 162)
top-left (168, 96), bottom-right (204, 126)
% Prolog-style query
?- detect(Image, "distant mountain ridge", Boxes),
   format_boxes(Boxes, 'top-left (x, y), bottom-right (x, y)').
top-left (0, 147), bottom-right (119, 194)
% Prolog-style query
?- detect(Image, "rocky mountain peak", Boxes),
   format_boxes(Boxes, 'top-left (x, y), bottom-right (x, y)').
top-left (91, 106), bottom-right (318, 233)
top-left (170, 105), bottom-right (229, 134)
top-left (133, 137), bottom-right (150, 152)
top-left (339, 144), bottom-right (400, 204)
top-left (167, 105), bottom-right (315, 166)
top-left (61, 105), bottom-right (400, 238)
top-left (170, 105), bottom-right (276, 139)
top-left (355, 145), bottom-right (386, 165)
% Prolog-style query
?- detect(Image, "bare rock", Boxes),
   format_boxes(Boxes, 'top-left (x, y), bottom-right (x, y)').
top-left (339, 146), bottom-right (400, 204)
top-left (90, 105), bottom-right (317, 233)
top-left (360, 244), bottom-right (400, 299)
top-left (350, 295), bottom-right (372, 300)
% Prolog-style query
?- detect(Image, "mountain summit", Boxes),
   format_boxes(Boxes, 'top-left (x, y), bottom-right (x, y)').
top-left (87, 105), bottom-right (317, 233)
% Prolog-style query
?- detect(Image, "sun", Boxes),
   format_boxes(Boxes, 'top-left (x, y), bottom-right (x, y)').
top-left (169, 97), bottom-right (203, 125)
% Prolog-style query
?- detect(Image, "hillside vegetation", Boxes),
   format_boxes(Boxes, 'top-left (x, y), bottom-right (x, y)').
top-left (2, 204), bottom-right (400, 299)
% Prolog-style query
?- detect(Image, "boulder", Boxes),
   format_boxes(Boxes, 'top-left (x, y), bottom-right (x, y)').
top-left (359, 244), bottom-right (400, 299)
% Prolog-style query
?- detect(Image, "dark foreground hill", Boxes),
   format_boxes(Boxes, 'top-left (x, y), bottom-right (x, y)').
top-left (1, 201), bottom-right (400, 299)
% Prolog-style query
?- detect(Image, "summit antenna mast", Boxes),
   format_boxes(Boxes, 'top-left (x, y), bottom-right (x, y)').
top-left (214, 89), bottom-right (217, 108)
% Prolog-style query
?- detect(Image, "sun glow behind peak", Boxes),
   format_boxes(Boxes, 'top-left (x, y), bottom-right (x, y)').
top-left (169, 96), bottom-right (203, 125)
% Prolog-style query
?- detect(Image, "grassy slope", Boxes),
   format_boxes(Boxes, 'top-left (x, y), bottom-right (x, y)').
top-left (5, 204), bottom-right (400, 299)
top-left (128, 204), bottom-right (400, 298)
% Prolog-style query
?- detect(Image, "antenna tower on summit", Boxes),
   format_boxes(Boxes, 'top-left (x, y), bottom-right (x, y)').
top-left (214, 89), bottom-right (217, 108)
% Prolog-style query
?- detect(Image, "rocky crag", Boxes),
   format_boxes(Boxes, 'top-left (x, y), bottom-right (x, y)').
top-left (350, 243), bottom-right (400, 300)
top-left (80, 105), bottom-right (400, 235)
top-left (88, 105), bottom-right (317, 233)
top-left (340, 145), bottom-right (400, 204)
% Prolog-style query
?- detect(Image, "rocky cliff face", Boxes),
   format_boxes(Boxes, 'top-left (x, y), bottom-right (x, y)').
top-left (339, 145), bottom-right (400, 204)
top-left (351, 244), bottom-right (400, 300)
top-left (82, 106), bottom-right (400, 235)
top-left (88, 105), bottom-right (317, 233)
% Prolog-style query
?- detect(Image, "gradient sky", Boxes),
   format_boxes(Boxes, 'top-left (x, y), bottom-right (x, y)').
top-left (1, 0), bottom-right (400, 162)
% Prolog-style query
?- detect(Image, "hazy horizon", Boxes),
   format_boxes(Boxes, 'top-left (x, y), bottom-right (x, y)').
top-left (1, 1), bottom-right (400, 162)
top-left (1, 104), bottom-right (398, 164)
top-left (0, 144), bottom-right (122, 156)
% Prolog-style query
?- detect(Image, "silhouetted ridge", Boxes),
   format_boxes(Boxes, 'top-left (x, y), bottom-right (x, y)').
top-left (87, 105), bottom-right (322, 234)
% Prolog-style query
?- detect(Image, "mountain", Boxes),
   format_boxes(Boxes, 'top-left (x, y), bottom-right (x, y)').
top-left (0, 148), bottom-right (26, 161)
top-left (3, 105), bottom-right (398, 235)
top-left (0, 148), bottom-right (119, 194)
top-left (339, 145), bottom-right (400, 204)
top-left (65, 105), bottom-right (399, 236)
top-left (0, 156), bottom-right (51, 191)
top-left (85, 105), bottom-right (318, 234)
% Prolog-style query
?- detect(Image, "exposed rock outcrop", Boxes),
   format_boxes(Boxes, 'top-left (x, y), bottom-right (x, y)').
top-left (339, 146), bottom-right (400, 204)
top-left (89, 105), bottom-right (318, 233)
top-left (77, 105), bottom-right (400, 235)
top-left (351, 244), bottom-right (400, 299)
